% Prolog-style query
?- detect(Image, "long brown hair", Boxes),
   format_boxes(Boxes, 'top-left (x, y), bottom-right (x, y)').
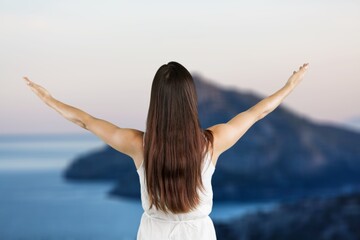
top-left (144, 61), bottom-right (214, 214)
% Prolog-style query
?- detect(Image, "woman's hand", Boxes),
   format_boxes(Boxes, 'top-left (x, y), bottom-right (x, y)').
top-left (286, 63), bottom-right (309, 87)
top-left (23, 76), bottom-right (52, 104)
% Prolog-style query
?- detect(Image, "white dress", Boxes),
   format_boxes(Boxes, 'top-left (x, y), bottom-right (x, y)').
top-left (136, 137), bottom-right (217, 240)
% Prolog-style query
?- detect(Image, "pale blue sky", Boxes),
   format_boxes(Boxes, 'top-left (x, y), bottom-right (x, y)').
top-left (1, 0), bottom-right (359, 134)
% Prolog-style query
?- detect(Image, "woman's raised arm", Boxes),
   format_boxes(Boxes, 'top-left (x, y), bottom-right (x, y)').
top-left (208, 63), bottom-right (309, 163)
top-left (22, 77), bottom-right (142, 158)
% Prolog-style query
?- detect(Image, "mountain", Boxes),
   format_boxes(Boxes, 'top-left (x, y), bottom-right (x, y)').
top-left (63, 74), bottom-right (360, 202)
top-left (213, 191), bottom-right (360, 240)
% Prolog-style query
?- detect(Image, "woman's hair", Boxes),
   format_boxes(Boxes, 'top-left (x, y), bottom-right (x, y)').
top-left (144, 61), bottom-right (214, 214)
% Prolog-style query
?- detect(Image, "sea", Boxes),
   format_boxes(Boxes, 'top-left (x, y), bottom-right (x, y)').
top-left (0, 133), bottom-right (276, 240)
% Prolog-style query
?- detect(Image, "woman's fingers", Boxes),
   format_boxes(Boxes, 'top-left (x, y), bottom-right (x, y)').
top-left (23, 76), bottom-right (40, 89)
top-left (23, 76), bottom-right (39, 88)
top-left (23, 76), bottom-right (32, 86)
top-left (291, 63), bottom-right (309, 76)
top-left (22, 76), bottom-right (51, 100)
top-left (295, 63), bottom-right (309, 73)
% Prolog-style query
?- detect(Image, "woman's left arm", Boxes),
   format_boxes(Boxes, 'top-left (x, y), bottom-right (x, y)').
top-left (23, 77), bottom-right (142, 158)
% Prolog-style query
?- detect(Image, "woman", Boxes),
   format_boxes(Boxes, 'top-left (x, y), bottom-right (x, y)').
top-left (23, 61), bottom-right (309, 239)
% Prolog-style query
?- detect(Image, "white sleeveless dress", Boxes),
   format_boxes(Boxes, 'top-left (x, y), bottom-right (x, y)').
top-left (136, 135), bottom-right (217, 240)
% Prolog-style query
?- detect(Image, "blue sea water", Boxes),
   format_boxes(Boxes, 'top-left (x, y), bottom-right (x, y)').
top-left (0, 133), bottom-right (276, 240)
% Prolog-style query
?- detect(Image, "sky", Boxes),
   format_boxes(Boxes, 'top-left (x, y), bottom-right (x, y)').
top-left (0, 0), bottom-right (359, 134)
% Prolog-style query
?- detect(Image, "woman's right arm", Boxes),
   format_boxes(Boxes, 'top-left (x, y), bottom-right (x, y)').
top-left (208, 63), bottom-right (309, 160)
top-left (23, 77), bottom-right (143, 159)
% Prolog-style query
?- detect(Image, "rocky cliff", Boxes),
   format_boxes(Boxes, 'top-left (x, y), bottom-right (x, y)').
top-left (214, 192), bottom-right (360, 240)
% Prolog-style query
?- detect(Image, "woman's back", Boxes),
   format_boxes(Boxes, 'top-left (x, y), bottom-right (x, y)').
top-left (136, 134), bottom-right (217, 239)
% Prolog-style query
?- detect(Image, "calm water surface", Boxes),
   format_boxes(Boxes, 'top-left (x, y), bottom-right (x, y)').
top-left (0, 134), bottom-right (276, 239)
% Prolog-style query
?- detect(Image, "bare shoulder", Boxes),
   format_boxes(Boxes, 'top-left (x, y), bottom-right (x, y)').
top-left (128, 130), bottom-right (145, 170)
top-left (127, 128), bottom-right (144, 150)
top-left (206, 122), bottom-right (246, 167)
top-left (206, 125), bottom-right (224, 168)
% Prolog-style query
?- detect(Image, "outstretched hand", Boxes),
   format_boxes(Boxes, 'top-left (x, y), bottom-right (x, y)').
top-left (286, 63), bottom-right (309, 87)
top-left (23, 76), bottom-right (52, 103)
